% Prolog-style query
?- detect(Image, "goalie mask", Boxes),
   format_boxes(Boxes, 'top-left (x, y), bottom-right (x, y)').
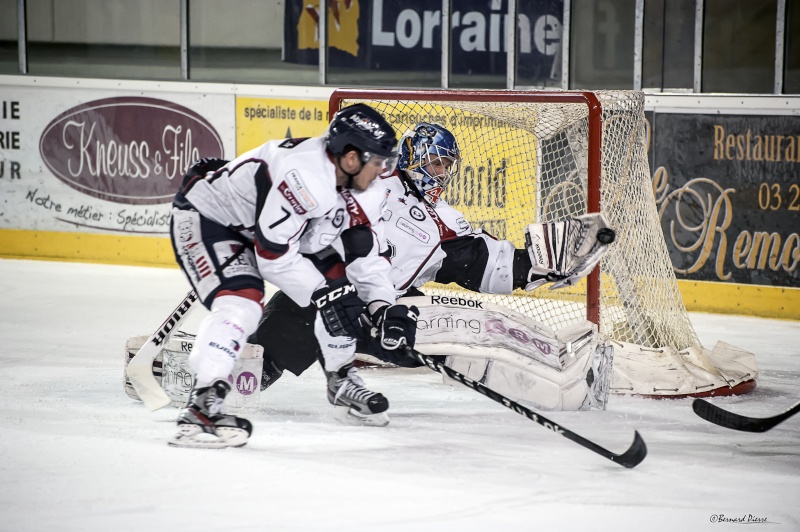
top-left (398, 123), bottom-right (461, 205)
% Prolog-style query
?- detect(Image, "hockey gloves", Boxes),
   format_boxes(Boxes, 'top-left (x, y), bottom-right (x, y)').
top-left (311, 277), bottom-right (368, 340)
top-left (361, 303), bottom-right (420, 364)
top-left (524, 213), bottom-right (616, 291)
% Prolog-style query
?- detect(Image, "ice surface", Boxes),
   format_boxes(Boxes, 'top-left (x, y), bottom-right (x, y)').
top-left (0, 259), bottom-right (797, 531)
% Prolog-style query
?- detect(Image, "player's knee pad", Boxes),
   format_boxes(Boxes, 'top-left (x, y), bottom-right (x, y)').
top-left (340, 225), bottom-right (376, 263)
top-left (190, 295), bottom-right (264, 386)
top-left (209, 294), bottom-right (264, 335)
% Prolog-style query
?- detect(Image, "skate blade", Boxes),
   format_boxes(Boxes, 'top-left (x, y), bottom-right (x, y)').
top-left (332, 405), bottom-right (389, 427)
top-left (168, 425), bottom-right (249, 449)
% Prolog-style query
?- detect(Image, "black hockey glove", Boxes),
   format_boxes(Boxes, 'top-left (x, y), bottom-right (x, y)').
top-left (366, 303), bottom-right (420, 352)
top-left (311, 278), bottom-right (368, 340)
top-left (364, 337), bottom-right (423, 367)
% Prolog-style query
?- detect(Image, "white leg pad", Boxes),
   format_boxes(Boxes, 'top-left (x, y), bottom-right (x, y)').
top-left (443, 321), bottom-right (609, 411)
top-left (446, 354), bottom-right (593, 411)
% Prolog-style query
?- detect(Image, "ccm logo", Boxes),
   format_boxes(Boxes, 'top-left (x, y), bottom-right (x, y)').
top-left (313, 284), bottom-right (356, 308)
top-left (485, 319), bottom-right (552, 355)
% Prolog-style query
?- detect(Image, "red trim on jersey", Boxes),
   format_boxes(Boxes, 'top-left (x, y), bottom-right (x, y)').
top-left (255, 220), bottom-right (308, 260)
top-left (215, 288), bottom-right (264, 304)
top-left (254, 239), bottom-right (288, 260)
top-left (423, 203), bottom-right (457, 241)
top-left (323, 262), bottom-right (347, 281)
top-left (380, 170), bottom-right (400, 180)
top-left (340, 189), bottom-right (370, 227)
top-left (180, 173), bottom-right (205, 194)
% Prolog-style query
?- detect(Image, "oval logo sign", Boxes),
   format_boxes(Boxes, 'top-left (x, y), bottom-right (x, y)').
top-left (39, 97), bottom-right (224, 205)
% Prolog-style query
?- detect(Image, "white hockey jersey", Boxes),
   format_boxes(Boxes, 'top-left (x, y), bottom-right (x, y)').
top-left (181, 136), bottom-right (394, 307)
top-left (362, 173), bottom-right (519, 296)
top-left (380, 174), bottom-right (474, 290)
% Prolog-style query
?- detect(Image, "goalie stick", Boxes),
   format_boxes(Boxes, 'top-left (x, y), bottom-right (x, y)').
top-left (403, 347), bottom-right (647, 469)
top-left (692, 398), bottom-right (800, 432)
top-left (126, 246), bottom-right (247, 411)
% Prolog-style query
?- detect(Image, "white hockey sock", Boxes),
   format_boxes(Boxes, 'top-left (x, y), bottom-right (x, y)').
top-left (190, 295), bottom-right (263, 388)
top-left (313, 312), bottom-right (356, 372)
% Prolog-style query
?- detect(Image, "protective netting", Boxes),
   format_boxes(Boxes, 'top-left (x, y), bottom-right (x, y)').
top-left (337, 90), bottom-right (698, 352)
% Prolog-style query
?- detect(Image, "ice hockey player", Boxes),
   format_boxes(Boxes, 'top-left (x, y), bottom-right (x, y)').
top-left (167, 104), bottom-right (419, 448)
top-left (250, 122), bottom-right (614, 412)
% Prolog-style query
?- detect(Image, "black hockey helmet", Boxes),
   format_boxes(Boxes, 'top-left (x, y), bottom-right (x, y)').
top-left (326, 103), bottom-right (398, 168)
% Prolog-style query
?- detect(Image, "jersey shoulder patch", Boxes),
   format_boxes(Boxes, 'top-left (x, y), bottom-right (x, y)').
top-left (282, 169), bottom-right (319, 212)
top-left (434, 201), bottom-right (474, 235)
top-left (278, 137), bottom-right (310, 149)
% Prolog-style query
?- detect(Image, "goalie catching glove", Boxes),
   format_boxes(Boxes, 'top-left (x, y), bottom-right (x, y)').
top-left (524, 213), bottom-right (615, 291)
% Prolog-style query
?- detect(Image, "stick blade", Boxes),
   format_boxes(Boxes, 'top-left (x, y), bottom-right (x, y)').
top-left (125, 289), bottom-right (199, 412)
top-left (127, 352), bottom-right (171, 411)
top-left (693, 398), bottom-right (800, 432)
top-left (611, 430), bottom-right (648, 469)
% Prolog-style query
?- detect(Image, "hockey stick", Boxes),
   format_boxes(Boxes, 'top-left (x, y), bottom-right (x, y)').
top-left (404, 347), bottom-right (647, 469)
top-left (692, 398), bottom-right (800, 432)
top-left (126, 290), bottom-right (200, 411)
top-left (127, 246), bottom-right (248, 411)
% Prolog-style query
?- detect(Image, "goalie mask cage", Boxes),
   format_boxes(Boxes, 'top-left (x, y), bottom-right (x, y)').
top-left (330, 89), bottom-right (757, 398)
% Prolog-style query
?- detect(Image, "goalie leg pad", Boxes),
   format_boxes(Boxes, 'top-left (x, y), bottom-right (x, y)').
top-left (587, 342), bottom-right (614, 410)
top-left (443, 320), bottom-right (609, 411)
top-left (445, 357), bottom-right (594, 411)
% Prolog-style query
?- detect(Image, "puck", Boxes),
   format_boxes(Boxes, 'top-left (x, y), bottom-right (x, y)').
top-left (597, 227), bottom-right (616, 244)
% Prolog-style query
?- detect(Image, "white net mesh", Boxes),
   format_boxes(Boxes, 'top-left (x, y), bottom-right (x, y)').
top-left (336, 90), bottom-right (698, 352)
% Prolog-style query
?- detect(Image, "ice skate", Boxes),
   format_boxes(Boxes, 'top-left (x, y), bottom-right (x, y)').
top-left (169, 380), bottom-right (252, 448)
top-left (326, 363), bottom-right (390, 427)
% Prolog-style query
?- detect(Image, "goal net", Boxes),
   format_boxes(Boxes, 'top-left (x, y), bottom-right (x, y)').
top-left (330, 89), bottom-right (757, 398)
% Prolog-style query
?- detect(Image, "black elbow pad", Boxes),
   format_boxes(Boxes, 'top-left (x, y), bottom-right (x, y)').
top-left (340, 225), bottom-right (374, 264)
top-left (437, 236), bottom-right (491, 292)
